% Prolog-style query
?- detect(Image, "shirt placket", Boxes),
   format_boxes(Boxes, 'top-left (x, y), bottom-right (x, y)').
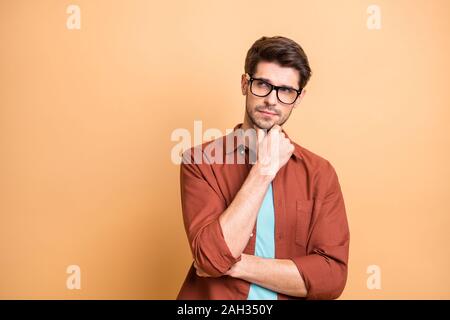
top-left (272, 169), bottom-right (286, 256)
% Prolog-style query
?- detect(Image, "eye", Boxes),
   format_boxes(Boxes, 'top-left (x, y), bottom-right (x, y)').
top-left (255, 80), bottom-right (270, 88)
top-left (280, 87), bottom-right (295, 94)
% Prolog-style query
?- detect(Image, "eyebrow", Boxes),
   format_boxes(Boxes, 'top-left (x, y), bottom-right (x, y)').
top-left (256, 76), bottom-right (299, 91)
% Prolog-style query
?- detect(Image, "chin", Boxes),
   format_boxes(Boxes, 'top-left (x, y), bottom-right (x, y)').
top-left (254, 121), bottom-right (275, 130)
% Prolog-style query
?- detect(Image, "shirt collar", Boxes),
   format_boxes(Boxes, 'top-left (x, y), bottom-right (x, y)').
top-left (225, 123), bottom-right (304, 160)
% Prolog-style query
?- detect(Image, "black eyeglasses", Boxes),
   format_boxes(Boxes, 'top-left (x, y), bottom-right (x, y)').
top-left (246, 73), bottom-right (302, 105)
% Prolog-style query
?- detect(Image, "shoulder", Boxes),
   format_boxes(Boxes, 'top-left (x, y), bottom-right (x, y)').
top-left (293, 142), bottom-right (341, 191)
top-left (295, 143), bottom-right (335, 172)
top-left (180, 134), bottom-right (228, 167)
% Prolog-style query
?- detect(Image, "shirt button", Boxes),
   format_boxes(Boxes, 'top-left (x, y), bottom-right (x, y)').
top-left (250, 233), bottom-right (254, 237)
top-left (239, 145), bottom-right (245, 155)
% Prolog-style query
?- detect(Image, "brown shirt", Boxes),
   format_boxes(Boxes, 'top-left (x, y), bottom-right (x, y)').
top-left (177, 123), bottom-right (350, 300)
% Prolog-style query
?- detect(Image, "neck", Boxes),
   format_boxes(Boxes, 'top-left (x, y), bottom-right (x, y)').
top-left (235, 118), bottom-right (253, 152)
top-left (241, 116), bottom-right (253, 131)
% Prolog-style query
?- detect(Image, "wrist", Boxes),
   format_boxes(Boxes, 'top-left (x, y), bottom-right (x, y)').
top-left (251, 162), bottom-right (276, 183)
top-left (229, 254), bottom-right (247, 278)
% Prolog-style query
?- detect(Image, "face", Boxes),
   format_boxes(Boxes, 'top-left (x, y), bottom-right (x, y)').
top-left (241, 61), bottom-right (306, 130)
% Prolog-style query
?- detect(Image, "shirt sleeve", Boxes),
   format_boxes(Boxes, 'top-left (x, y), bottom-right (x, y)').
top-left (290, 161), bottom-right (350, 299)
top-left (179, 148), bottom-right (242, 277)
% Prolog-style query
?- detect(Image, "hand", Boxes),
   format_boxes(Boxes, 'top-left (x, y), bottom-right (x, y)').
top-left (255, 125), bottom-right (294, 178)
top-left (193, 261), bottom-right (212, 277)
top-left (225, 261), bottom-right (239, 278)
top-left (225, 254), bottom-right (248, 278)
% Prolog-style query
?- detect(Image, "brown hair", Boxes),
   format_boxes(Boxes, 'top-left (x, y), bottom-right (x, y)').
top-left (244, 36), bottom-right (312, 90)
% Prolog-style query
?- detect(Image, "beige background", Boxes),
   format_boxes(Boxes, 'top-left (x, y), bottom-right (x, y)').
top-left (1, 0), bottom-right (449, 299)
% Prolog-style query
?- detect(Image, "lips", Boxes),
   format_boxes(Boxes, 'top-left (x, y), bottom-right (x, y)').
top-left (258, 110), bottom-right (277, 116)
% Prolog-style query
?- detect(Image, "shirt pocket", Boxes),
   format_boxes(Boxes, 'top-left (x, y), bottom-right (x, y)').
top-left (295, 199), bottom-right (314, 247)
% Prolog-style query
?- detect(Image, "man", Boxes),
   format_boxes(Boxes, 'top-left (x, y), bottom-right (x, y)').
top-left (177, 36), bottom-right (349, 300)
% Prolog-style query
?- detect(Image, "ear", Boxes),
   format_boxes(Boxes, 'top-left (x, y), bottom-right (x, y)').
top-left (241, 73), bottom-right (249, 96)
top-left (293, 88), bottom-right (307, 108)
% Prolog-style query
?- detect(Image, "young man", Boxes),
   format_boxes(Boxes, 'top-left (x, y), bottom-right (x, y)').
top-left (177, 36), bottom-right (349, 300)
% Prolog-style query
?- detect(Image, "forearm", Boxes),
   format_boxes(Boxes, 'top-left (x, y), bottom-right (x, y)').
top-left (219, 164), bottom-right (273, 258)
top-left (227, 254), bottom-right (307, 298)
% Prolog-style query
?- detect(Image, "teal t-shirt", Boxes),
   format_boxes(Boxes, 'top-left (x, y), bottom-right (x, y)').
top-left (247, 182), bottom-right (278, 300)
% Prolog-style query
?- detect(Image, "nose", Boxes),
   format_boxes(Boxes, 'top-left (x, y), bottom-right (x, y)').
top-left (264, 88), bottom-right (278, 105)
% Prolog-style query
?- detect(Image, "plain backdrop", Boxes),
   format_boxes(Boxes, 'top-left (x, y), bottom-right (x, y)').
top-left (1, 0), bottom-right (449, 299)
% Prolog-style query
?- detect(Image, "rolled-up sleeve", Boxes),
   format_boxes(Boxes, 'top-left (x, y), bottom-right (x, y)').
top-left (180, 148), bottom-right (241, 277)
top-left (290, 161), bottom-right (350, 299)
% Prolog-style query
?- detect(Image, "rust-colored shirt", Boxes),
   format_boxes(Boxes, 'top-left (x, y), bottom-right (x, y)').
top-left (177, 123), bottom-right (350, 300)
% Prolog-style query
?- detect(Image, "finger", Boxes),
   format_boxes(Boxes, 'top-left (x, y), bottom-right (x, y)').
top-left (256, 128), bottom-right (267, 156)
top-left (195, 268), bottom-right (203, 276)
top-left (256, 128), bottom-right (265, 146)
top-left (198, 270), bottom-right (210, 277)
top-left (271, 124), bottom-right (281, 133)
top-left (269, 125), bottom-right (283, 150)
top-left (289, 142), bottom-right (295, 153)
